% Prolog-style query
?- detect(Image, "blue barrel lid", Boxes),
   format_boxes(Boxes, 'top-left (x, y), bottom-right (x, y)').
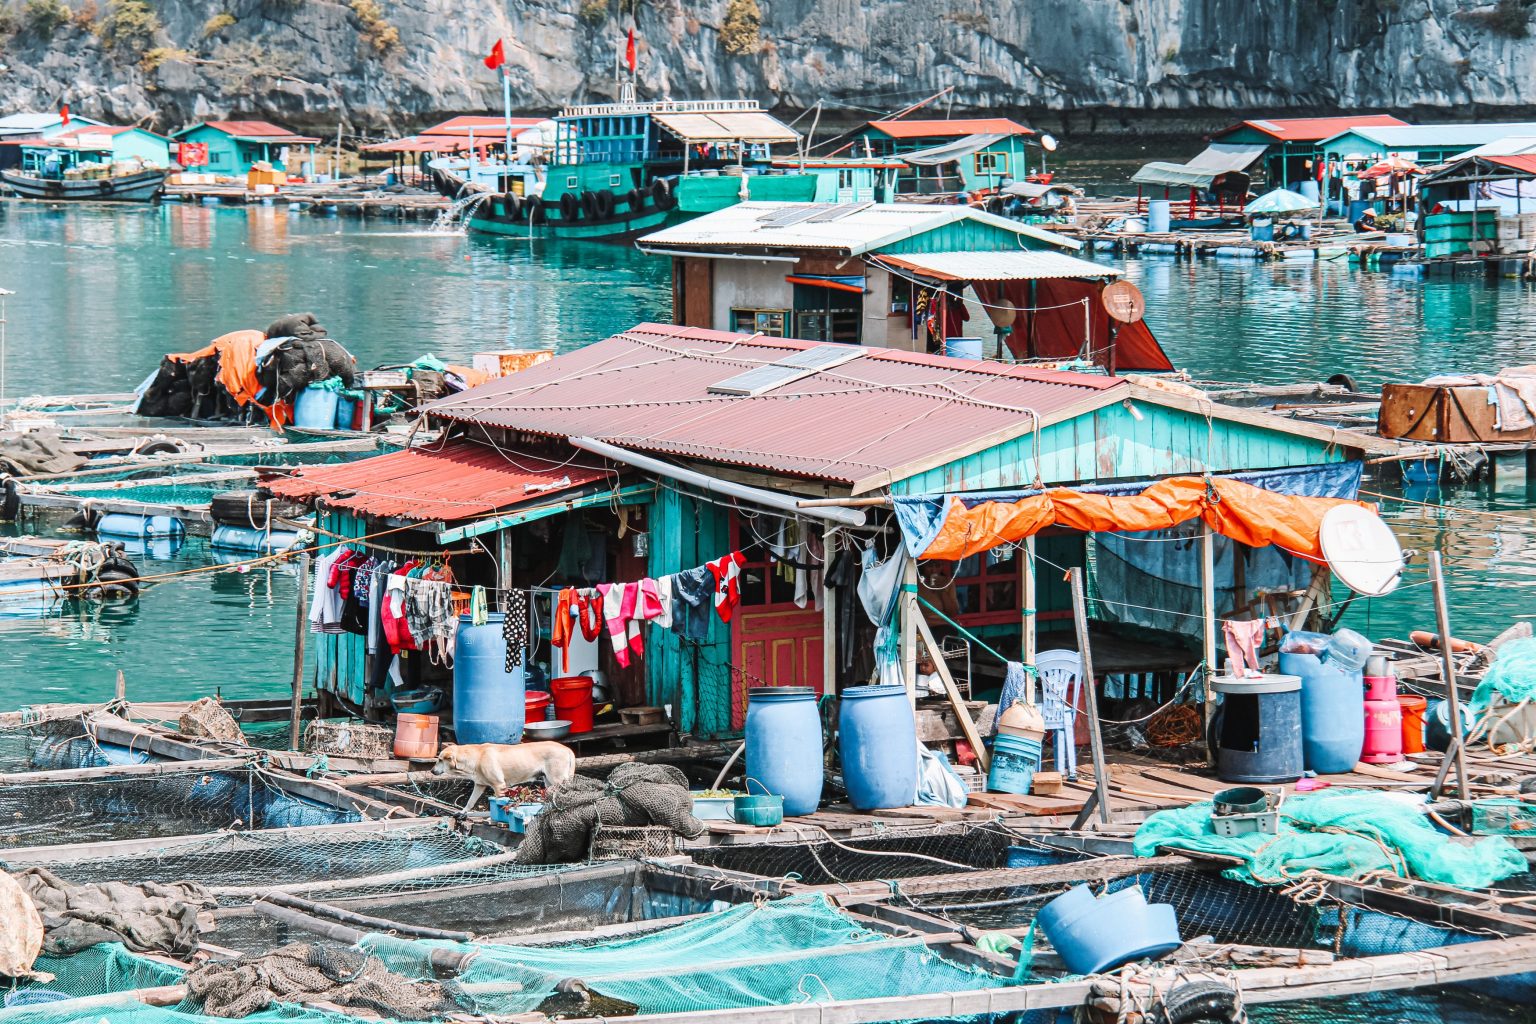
top-left (841, 684), bottom-right (908, 699)
top-left (748, 686), bottom-right (816, 701)
top-left (458, 611), bottom-right (505, 623)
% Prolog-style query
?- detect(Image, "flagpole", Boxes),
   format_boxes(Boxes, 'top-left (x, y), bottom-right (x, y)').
top-left (502, 53), bottom-right (512, 163)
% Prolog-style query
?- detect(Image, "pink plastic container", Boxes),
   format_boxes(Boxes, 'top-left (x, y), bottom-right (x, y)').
top-left (1362, 699), bottom-right (1404, 764)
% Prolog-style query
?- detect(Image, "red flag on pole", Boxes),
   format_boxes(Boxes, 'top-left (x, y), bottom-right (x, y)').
top-left (484, 39), bottom-right (505, 71)
top-left (625, 28), bottom-right (636, 73)
top-left (59, 103), bottom-right (70, 127)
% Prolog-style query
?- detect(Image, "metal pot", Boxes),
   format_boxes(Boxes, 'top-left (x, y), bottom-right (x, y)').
top-left (524, 719), bottom-right (572, 741)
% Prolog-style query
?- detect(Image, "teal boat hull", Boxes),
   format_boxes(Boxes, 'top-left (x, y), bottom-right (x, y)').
top-left (467, 204), bottom-right (671, 240)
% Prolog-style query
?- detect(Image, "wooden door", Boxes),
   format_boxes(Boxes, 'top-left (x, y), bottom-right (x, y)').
top-left (729, 519), bottom-right (824, 730)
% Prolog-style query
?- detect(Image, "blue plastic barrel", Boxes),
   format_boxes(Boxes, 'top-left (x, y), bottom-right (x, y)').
top-left (1297, 180), bottom-right (1320, 202)
top-left (1249, 218), bottom-right (1275, 242)
top-left (745, 687), bottom-right (824, 816)
top-left (838, 684), bottom-right (918, 810)
top-left (1037, 883), bottom-right (1182, 975)
top-left (335, 396), bottom-right (358, 430)
top-left (943, 337), bottom-right (983, 360)
top-left (1147, 199), bottom-right (1171, 234)
top-left (988, 733), bottom-right (1042, 794)
top-left (1278, 648), bottom-right (1365, 774)
top-left (294, 387), bottom-right (341, 430)
top-left (211, 524), bottom-right (301, 554)
top-left (97, 513), bottom-right (184, 538)
top-left (452, 612), bottom-right (526, 744)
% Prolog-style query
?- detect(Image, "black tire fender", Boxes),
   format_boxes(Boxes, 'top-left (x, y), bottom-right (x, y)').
top-left (1326, 372), bottom-right (1360, 394)
top-left (1158, 980), bottom-right (1241, 1024)
top-left (559, 191), bottom-right (581, 220)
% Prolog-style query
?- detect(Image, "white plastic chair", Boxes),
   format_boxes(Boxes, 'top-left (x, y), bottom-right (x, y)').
top-left (1035, 649), bottom-right (1084, 780)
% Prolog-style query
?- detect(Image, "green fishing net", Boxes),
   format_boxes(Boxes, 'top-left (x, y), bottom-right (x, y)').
top-left (1132, 788), bottom-right (1526, 889)
top-left (1470, 636), bottom-right (1536, 712)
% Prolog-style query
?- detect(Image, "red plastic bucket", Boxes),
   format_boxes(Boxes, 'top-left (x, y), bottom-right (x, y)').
top-left (551, 676), bottom-right (595, 734)
top-left (1398, 695), bottom-right (1428, 755)
top-left (525, 690), bottom-right (551, 725)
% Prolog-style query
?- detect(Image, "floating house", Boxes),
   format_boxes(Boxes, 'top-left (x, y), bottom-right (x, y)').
top-left (170, 120), bottom-right (321, 175)
top-left (637, 201), bottom-right (1172, 371)
top-left (1206, 114), bottom-right (1407, 189)
top-left (2, 126), bottom-right (171, 174)
top-left (857, 118), bottom-right (1035, 196)
top-left (1318, 122), bottom-right (1536, 171)
top-left (0, 111), bottom-right (107, 169)
top-left (263, 323), bottom-right (1388, 742)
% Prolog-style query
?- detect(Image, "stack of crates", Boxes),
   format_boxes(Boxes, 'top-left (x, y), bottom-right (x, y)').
top-left (1423, 209), bottom-right (1498, 258)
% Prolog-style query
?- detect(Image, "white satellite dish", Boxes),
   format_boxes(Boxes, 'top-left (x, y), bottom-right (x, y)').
top-left (1040, 133), bottom-right (1059, 153)
top-left (1319, 504), bottom-right (1405, 598)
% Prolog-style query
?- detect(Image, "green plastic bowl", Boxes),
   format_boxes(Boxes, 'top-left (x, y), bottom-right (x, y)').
top-left (732, 793), bottom-right (784, 827)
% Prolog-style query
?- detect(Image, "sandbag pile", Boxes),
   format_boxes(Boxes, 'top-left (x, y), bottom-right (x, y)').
top-left (517, 763), bottom-right (705, 865)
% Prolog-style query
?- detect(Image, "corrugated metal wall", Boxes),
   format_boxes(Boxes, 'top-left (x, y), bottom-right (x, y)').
top-left (891, 402), bottom-right (1346, 495)
top-left (646, 486), bottom-right (737, 739)
top-left (313, 509), bottom-right (368, 706)
top-left (875, 219), bottom-right (1054, 255)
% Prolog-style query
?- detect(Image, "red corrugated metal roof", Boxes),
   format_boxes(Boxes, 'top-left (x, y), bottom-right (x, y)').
top-left (1219, 114), bottom-right (1407, 142)
top-left (265, 441), bottom-right (613, 521)
top-left (868, 118), bottom-right (1033, 139)
top-left (1487, 154), bottom-right (1536, 175)
top-left (425, 323), bottom-right (1125, 491)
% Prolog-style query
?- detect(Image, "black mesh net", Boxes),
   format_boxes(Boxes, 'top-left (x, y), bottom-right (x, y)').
top-left (689, 823), bottom-right (1019, 885)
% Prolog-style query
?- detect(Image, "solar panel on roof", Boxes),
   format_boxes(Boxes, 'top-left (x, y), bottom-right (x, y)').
top-left (804, 202), bottom-right (873, 223)
top-left (759, 205), bottom-right (836, 229)
top-left (707, 344), bottom-right (863, 396)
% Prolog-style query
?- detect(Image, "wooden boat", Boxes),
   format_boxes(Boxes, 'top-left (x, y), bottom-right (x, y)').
top-left (0, 166), bottom-right (169, 202)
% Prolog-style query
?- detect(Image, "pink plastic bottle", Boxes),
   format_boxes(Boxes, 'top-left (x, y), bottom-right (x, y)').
top-left (1361, 656), bottom-right (1403, 764)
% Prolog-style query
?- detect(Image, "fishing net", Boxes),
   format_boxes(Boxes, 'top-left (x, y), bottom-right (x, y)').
top-left (1132, 789), bottom-right (1527, 890)
top-left (0, 718), bottom-right (107, 773)
top-left (517, 763), bottom-right (704, 865)
top-left (690, 821), bottom-right (1017, 884)
top-left (363, 893), bottom-right (1006, 1017)
top-left (186, 942), bottom-right (461, 1020)
top-left (1249, 989), bottom-right (1529, 1023)
top-left (24, 821), bottom-right (537, 907)
top-left (0, 767), bottom-right (357, 848)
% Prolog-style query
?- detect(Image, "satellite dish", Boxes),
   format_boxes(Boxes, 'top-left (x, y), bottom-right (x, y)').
top-left (1040, 133), bottom-right (1059, 153)
top-left (1320, 504), bottom-right (1405, 598)
top-left (1101, 280), bottom-right (1145, 324)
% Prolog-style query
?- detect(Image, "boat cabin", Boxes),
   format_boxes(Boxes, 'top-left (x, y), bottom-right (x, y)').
top-left (263, 323), bottom-right (1387, 744)
top-left (171, 120), bottom-right (321, 176)
top-left (857, 118), bottom-right (1035, 196)
top-left (4, 126), bottom-right (171, 175)
top-left (639, 201), bottom-right (1173, 371)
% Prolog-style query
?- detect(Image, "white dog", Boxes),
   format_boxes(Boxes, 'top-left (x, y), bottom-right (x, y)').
top-left (432, 741), bottom-right (576, 812)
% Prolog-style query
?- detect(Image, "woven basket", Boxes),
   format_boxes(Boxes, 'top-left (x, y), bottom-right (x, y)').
top-left (589, 825), bottom-right (678, 861)
top-left (303, 720), bottom-right (395, 760)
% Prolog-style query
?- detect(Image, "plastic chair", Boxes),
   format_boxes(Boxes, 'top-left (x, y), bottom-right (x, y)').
top-left (1035, 649), bottom-right (1083, 780)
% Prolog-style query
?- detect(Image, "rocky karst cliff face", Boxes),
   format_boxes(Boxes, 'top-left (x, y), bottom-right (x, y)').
top-left (3, 0), bottom-right (1536, 135)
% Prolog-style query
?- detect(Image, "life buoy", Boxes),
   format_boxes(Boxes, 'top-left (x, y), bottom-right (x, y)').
top-left (592, 189), bottom-right (616, 218)
top-left (625, 187), bottom-right (647, 212)
top-left (650, 177), bottom-right (676, 209)
top-left (559, 191), bottom-right (581, 220)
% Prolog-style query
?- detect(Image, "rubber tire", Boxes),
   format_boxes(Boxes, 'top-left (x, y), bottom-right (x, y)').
top-left (503, 193), bottom-right (522, 220)
top-left (986, 196), bottom-right (1005, 214)
top-left (581, 190), bottom-right (601, 219)
top-left (559, 191), bottom-right (581, 221)
top-left (0, 478), bottom-right (17, 523)
top-left (625, 187), bottom-right (646, 212)
top-left (135, 439), bottom-right (185, 456)
top-left (1159, 980), bottom-right (1240, 1024)
top-left (529, 201), bottom-right (547, 225)
top-left (651, 177), bottom-right (676, 209)
top-left (1326, 372), bottom-right (1359, 394)
top-left (592, 189), bottom-right (616, 218)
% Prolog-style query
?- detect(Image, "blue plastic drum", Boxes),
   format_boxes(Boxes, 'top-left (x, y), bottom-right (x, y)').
top-left (452, 612), bottom-right (525, 744)
top-left (839, 684), bottom-right (918, 810)
top-left (745, 687), bottom-right (824, 816)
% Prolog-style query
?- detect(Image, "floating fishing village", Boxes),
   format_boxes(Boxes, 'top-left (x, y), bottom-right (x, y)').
top-left (12, 8), bottom-right (1536, 1024)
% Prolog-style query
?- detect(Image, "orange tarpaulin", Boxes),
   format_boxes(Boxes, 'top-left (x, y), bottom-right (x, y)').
top-left (168, 329), bottom-right (291, 428)
top-left (919, 476), bottom-right (1370, 561)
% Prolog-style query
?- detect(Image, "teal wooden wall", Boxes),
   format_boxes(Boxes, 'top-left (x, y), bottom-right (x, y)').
top-left (314, 509), bottom-right (367, 706)
top-left (646, 487), bottom-right (736, 739)
top-left (875, 218), bottom-right (1056, 255)
top-left (890, 402), bottom-right (1345, 496)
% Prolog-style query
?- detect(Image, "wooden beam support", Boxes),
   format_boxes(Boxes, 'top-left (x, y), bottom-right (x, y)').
top-left (912, 608), bottom-right (990, 774)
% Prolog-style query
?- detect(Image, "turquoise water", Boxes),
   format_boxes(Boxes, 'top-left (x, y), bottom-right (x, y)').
top-left (0, 202), bottom-right (1533, 709)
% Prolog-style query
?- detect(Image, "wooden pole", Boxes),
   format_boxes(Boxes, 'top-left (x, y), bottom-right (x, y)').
top-left (1069, 568), bottom-right (1112, 825)
top-left (912, 608), bottom-right (990, 773)
top-left (289, 550), bottom-right (311, 752)
top-left (901, 558), bottom-right (919, 700)
top-left (1023, 536), bottom-right (1037, 666)
top-left (115, 669), bottom-right (126, 702)
top-left (1429, 551), bottom-right (1471, 803)
top-left (1201, 526), bottom-right (1218, 746)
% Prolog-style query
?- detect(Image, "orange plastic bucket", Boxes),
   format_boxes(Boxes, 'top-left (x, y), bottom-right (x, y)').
top-left (551, 676), bottom-right (595, 734)
top-left (1398, 695), bottom-right (1427, 755)
top-left (394, 713), bottom-right (440, 759)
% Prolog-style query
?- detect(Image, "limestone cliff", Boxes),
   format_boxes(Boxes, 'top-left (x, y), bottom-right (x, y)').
top-left (2, 0), bottom-right (1536, 136)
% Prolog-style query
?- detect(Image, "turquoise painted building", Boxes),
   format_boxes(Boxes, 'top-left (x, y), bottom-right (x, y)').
top-left (1319, 122), bottom-right (1536, 169)
top-left (857, 117), bottom-right (1035, 196)
top-left (14, 126), bottom-right (171, 173)
top-left (270, 322), bottom-right (1390, 741)
top-left (171, 120), bottom-right (320, 175)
